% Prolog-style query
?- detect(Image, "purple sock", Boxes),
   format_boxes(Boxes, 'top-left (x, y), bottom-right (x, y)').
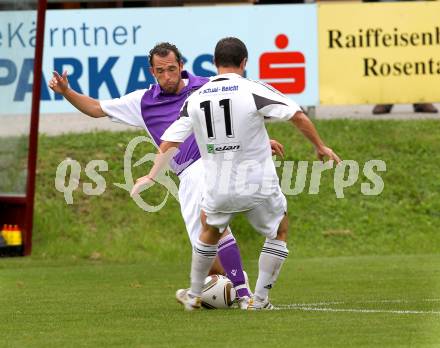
top-left (217, 234), bottom-right (251, 298)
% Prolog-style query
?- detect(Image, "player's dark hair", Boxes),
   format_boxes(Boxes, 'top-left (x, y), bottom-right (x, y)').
top-left (214, 37), bottom-right (248, 68)
top-left (148, 42), bottom-right (183, 67)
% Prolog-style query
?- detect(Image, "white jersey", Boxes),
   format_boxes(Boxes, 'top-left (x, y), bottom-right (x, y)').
top-left (161, 73), bottom-right (301, 213)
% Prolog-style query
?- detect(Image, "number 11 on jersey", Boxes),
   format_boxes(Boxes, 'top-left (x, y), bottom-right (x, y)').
top-left (200, 99), bottom-right (234, 139)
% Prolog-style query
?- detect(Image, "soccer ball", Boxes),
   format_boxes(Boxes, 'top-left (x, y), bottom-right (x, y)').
top-left (201, 274), bottom-right (236, 309)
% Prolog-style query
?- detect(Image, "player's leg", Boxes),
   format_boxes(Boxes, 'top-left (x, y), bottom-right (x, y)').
top-left (217, 227), bottom-right (252, 300)
top-left (176, 211), bottom-right (224, 310)
top-left (209, 255), bottom-right (225, 275)
top-left (178, 175), bottom-right (225, 275)
top-left (178, 160), bottom-right (251, 294)
top-left (246, 188), bottom-right (290, 309)
top-left (178, 161), bottom-right (220, 269)
top-left (253, 215), bottom-right (289, 309)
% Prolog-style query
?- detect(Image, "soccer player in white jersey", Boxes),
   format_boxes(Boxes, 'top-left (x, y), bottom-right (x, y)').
top-left (132, 37), bottom-right (341, 310)
top-left (48, 42), bottom-right (288, 306)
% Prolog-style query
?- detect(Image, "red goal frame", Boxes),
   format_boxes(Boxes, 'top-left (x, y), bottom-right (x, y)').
top-left (0, 0), bottom-right (47, 256)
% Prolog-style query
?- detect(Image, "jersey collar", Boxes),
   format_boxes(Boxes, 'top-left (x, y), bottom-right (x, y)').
top-left (211, 72), bottom-right (242, 80)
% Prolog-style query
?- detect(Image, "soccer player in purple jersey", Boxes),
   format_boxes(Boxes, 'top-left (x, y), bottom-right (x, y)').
top-left (48, 42), bottom-right (283, 308)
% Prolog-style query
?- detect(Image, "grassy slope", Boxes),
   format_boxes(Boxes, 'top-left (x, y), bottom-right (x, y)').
top-left (31, 120), bottom-right (440, 261)
top-left (2, 120), bottom-right (440, 347)
top-left (0, 135), bottom-right (28, 193)
top-left (1, 254), bottom-right (439, 348)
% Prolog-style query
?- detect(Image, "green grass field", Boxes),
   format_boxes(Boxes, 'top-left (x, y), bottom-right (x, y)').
top-left (1, 120), bottom-right (440, 347)
top-left (1, 255), bottom-right (439, 347)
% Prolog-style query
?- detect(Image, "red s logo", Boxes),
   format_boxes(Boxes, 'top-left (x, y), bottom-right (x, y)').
top-left (259, 34), bottom-right (306, 94)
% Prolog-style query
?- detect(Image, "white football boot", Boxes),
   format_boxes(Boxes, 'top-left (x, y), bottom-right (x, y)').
top-left (252, 296), bottom-right (275, 310)
top-left (235, 270), bottom-right (254, 309)
top-left (237, 296), bottom-right (254, 310)
top-left (176, 289), bottom-right (202, 311)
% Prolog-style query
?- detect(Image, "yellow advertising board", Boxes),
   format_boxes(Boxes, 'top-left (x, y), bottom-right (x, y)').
top-left (318, 2), bottom-right (440, 105)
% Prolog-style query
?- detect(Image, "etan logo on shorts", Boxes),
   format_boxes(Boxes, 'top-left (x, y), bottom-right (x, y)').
top-left (207, 143), bottom-right (241, 154)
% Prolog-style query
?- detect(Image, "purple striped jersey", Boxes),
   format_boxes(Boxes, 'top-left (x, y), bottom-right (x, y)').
top-left (100, 71), bottom-right (209, 175)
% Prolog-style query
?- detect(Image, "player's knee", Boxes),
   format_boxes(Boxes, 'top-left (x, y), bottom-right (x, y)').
top-left (276, 215), bottom-right (289, 242)
top-left (200, 224), bottom-right (222, 245)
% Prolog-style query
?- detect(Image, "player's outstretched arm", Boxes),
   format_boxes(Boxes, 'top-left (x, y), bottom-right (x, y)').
top-left (48, 71), bottom-right (106, 118)
top-left (130, 141), bottom-right (181, 196)
top-left (291, 111), bottom-right (341, 163)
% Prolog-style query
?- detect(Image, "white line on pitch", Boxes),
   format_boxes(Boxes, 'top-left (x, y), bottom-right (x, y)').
top-left (276, 305), bottom-right (440, 315)
top-left (290, 299), bottom-right (440, 307)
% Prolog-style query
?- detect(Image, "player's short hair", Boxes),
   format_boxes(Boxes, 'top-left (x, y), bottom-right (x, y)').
top-left (214, 37), bottom-right (248, 68)
top-left (148, 42), bottom-right (183, 67)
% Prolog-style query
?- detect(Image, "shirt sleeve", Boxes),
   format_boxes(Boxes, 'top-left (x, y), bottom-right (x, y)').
top-left (99, 89), bottom-right (146, 127)
top-left (249, 80), bottom-right (302, 121)
top-left (161, 101), bottom-right (193, 143)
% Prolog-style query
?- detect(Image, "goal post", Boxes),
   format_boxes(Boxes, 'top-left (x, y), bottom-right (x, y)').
top-left (0, 0), bottom-right (47, 256)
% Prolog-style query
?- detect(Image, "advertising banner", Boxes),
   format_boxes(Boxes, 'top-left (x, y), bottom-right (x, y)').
top-left (0, 5), bottom-right (318, 115)
top-left (319, 2), bottom-right (440, 105)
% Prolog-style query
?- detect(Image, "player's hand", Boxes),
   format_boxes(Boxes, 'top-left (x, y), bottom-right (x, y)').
top-left (316, 146), bottom-right (341, 164)
top-left (48, 70), bottom-right (69, 95)
top-left (270, 139), bottom-right (285, 158)
top-left (130, 175), bottom-right (155, 197)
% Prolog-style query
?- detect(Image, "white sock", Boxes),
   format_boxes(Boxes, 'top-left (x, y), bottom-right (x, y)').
top-left (190, 239), bottom-right (217, 297)
top-left (254, 239), bottom-right (289, 301)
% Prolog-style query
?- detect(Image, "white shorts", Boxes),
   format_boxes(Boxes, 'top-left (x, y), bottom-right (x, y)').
top-left (178, 159), bottom-right (205, 246)
top-left (205, 187), bottom-right (287, 240)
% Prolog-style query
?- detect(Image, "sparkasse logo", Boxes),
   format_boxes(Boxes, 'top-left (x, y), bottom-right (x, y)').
top-left (259, 34), bottom-right (306, 94)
